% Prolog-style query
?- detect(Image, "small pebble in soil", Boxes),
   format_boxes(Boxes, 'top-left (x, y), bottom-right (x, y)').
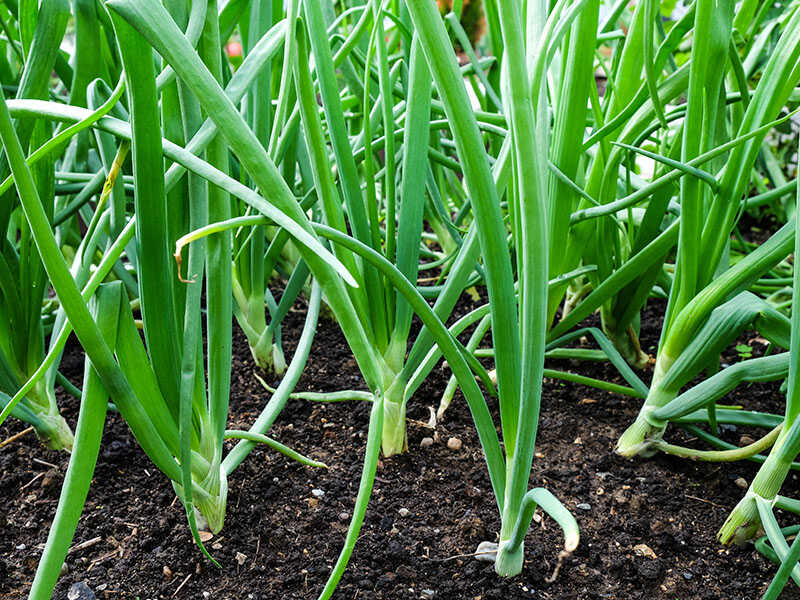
top-left (236, 552), bottom-right (247, 566)
top-left (576, 503), bottom-right (591, 511)
top-left (447, 437), bottom-right (462, 450)
top-left (312, 488), bottom-right (325, 498)
top-left (740, 434), bottom-right (755, 446)
top-left (633, 543), bottom-right (657, 559)
top-left (162, 565), bottom-right (172, 580)
top-left (421, 589), bottom-right (435, 598)
top-left (735, 477), bottom-right (748, 489)
top-left (398, 508), bottom-right (410, 517)
top-left (683, 571), bottom-right (693, 580)
top-left (67, 581), bottom-right (96, 600)
top-left (420, 437), bottom-right (434, 448)
top-left (338, 512), bottom-right (350, 521)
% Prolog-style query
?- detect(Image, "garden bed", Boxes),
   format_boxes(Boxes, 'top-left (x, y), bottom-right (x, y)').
top-left (2, 297), bottom-right (797, 600)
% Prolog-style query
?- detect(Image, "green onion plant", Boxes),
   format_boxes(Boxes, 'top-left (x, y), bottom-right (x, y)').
top-left (614, 3), bottom-right (800, 458)
top-left (0, 0), bottom-right (73, 450)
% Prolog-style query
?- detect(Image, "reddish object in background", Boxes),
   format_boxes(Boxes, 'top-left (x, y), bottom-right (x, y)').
top-left (226, 41), bottom-right (242, 58)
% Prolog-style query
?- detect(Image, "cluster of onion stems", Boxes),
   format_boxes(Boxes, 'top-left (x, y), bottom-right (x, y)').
top-left (2, 0), bottom-right (800, 598)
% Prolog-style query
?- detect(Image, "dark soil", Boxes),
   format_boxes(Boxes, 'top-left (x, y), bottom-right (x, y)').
top-left (1, 293), bottom-right (799, 600)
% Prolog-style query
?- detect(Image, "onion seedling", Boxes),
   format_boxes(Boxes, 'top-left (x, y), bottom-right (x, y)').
top-left (616, 4), bottom-right (800, 457)
top-left (718, 141), bottom-right (800, 549)
top-left (404, 0), bottom-right (585, 578)
top-left (0, 0), bottom-right (73, 450)
top-left (229, 0), bottom-right (304, 375)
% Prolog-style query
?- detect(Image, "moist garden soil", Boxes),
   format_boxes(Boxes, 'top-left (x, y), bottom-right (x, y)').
top-left (1, 292), bottom-right (799, 600)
